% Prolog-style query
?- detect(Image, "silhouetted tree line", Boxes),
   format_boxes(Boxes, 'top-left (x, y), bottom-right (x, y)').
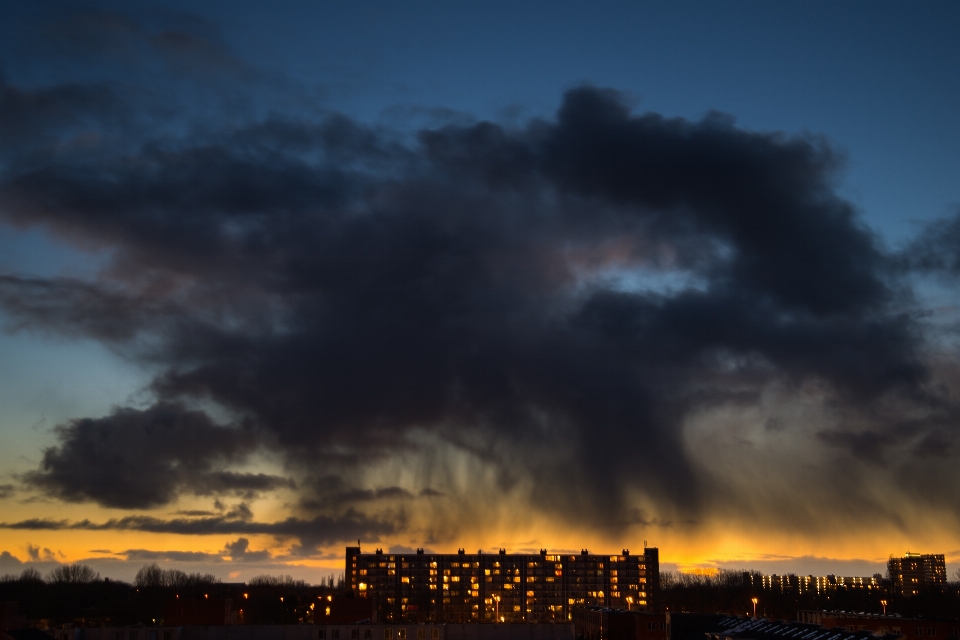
top-left (0, 563), bottom-right (347, 628)
top-left (660, 570), bottom-right (960, 621)
top-left (5, 564), bottom-right (956, 627)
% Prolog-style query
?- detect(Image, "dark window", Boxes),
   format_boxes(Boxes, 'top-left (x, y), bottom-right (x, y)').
top-left (319, 631), bottom-right (326, 639)
top-left (352, 631), bottom-right (359, 639)
top-left (164, 633), bottom-right (171, 640)
top-left (333, 631), bottom-right (340, 640)
top-left (365, 632), bottom-right (372, 640)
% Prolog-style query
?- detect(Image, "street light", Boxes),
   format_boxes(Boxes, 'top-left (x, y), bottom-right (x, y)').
top-left (751, 598), bottom-right (758, 618)
top-left (626, 596), bottom-right (633, 611)
top-left (493, 595), bottom-right (500, 623)
top-left (880, 600), bottom-right (887, 615)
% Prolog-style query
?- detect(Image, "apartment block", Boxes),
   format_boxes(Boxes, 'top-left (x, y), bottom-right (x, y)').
top-left (345, 547), bottom-right (660, 624)
top-left (887, 553), bottom-right (947, 596)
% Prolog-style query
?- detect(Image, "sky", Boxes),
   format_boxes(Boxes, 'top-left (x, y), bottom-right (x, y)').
top-left (1, 1), bottom-right (959, 585)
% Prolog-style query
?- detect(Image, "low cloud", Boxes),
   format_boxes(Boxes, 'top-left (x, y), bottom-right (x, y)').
top-left (121, 549), bottom-right (222, 563)
top-left (0, 510), bottom-right (400, 552)
top-left (223, 537), bottom-right (271, 562)
top-left (27, 544), bottom-right (59, 562)
top-left (22, 402), bottom-right (290, 509)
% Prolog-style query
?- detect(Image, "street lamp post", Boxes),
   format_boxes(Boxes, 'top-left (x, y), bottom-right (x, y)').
top-left (494, 595), bottom-right (500, 623)
top-left (626, 596), bottom-right (633, 611)
top-left (880, 600), bottom-right (887, 615)
top-left (751, 598), bottom-right (758, 618)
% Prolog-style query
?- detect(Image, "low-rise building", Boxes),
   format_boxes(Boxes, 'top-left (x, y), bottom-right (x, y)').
top-left (315, 599), bottom-right (376, 625)
top-left (571, 606), bottom-right (668, 640)
top-left (706, 617), bottom-right (901, 640)
top-left (164, 597), bottom-right (236, 626)
top-left (797, 611), bottom-right (959, 640)
top-left (32, 625), bottom-right (573, 640)
top-left (745, 573), bottom-right (885, 595)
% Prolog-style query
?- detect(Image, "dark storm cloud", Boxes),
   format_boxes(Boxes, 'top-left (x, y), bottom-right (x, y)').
top-left (0, 79), bottom-right (126, 157)
top-left (903, 208), bottom-right (960, 275)
top-left (818, 400), bottom-right (960, 462)
top-left (1, 13), bottom-right (957, 539)
top-left (0, 276), bottom-right (178, 341)
top-left (22, 402), bottom-right (290, 509)
top-left (298, 476), bottom-right (416, 511)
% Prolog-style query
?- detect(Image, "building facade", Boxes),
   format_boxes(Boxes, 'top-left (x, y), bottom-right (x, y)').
top-left (798, 612), bottom-right (959, 640)
top-left (164, 598), bottom-right (237, 626)
top-left (746, 573), bottom-right (885, 595)
top-left (31, 625), bottom-right (574, 640)
top-left (345, 547), bottom-right (660, 624)
top-left (705, 617), bottom-right (904, 640)
top-left (887, 552), bottom-right (947, 596)
top-left (572, 607), bottom-right (669, 640)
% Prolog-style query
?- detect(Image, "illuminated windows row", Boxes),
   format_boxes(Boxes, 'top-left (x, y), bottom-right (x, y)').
top-left (319, 630), bottom-right (440, 640)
